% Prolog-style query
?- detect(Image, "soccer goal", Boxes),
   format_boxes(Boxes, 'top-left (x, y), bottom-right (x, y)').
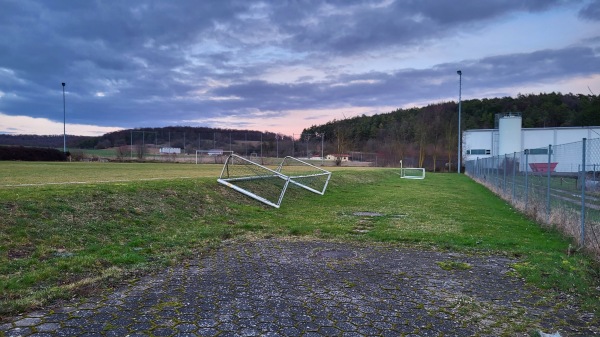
top-left (400, 160), bottom-right (426, 179)
top-left (218, 154), bottom-right (290, 208)
top-left (196, 150), bottom-right (234, 164)
top-left (401, 168), bottom-right (426, 179)
top-left (276, 156), bottom-right (332, 195)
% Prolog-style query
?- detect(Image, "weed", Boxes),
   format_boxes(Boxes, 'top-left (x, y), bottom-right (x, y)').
top-left (436, 260), bottom-right (473, 271)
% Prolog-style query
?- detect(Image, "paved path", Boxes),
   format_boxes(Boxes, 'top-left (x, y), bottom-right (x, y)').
top-left (1, 239), bottom-right (598, 336)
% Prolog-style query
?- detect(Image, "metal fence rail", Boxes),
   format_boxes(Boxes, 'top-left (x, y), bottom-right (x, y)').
top-left (465, 138), bottom-right (600, 258)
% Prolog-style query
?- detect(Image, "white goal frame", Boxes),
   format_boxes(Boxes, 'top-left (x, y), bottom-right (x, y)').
top-left (196, 150), bottom-right (234, 164)
top-left (217, 154), bottom-right (290, 208)
top-left (217, 155), bottom-right (332, 208)
top-left (401, 168), bottom-right (426, 179)
top-left (399, 160), bottom-right (426, 179)
top-left (276, 156), bottom-right (332, 195)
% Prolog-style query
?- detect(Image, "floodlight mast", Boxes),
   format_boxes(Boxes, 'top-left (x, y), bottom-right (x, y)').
top-left (457, 70), bottom-right (462, 174)
top-left (62, 82), bottom-right (66, 153)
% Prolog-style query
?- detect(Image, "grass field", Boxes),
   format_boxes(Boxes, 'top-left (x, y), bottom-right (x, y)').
top-left (0, 161), bottom-right (599, 317)
top-left (0, 162), bottom-right (220, 186)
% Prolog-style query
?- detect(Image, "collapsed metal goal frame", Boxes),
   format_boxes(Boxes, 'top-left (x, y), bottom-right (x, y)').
top-left (217, 154), bottom-right (332, 208)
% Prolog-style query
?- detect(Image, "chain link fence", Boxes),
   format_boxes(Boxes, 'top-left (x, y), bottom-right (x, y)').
top-left (69, 130), bottom-right (379, 167)
top-left (109, 131), bottom-right (297, 164)
top-left (465, 138), bottom-right (600, 259)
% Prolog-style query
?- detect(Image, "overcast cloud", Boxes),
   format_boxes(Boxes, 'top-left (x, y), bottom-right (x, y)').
top-left (0, 0), bottom-right (599, 136)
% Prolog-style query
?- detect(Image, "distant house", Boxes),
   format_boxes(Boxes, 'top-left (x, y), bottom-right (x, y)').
top-left (326, 153), bottom-right (350, 162)
top-left (159, 147), bottom-right (181, 154)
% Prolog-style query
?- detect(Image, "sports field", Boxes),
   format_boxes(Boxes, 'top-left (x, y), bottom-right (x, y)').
top-left (0, 162), bottom-right (220, 186)
top-left (0, 161), bottom-right (598, 318)
top-left (0, 162), bottom-right (370, 186)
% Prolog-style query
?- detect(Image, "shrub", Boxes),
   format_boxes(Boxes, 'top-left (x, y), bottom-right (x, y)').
top-left (0, 146), bottom-right (68, 161)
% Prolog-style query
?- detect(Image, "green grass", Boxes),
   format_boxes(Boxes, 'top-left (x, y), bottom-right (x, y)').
top-left (0, 162), bottom-right (599, 317)
top-left (0, 162), bottom-right (221, 186)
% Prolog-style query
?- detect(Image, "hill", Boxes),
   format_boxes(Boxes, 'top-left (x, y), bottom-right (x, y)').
top-left (0, 134), bottom-right (93, 148)
top-left (0, 127), bottom-right (290, 156)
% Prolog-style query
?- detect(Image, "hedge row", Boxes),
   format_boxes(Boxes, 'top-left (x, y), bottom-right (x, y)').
top-left (0, 146), bottom-right (68, 161)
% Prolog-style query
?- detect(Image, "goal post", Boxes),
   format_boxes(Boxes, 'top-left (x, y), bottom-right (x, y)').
top-left (276, 156), bottom-right (332, 195)
top-left (399, 160), bottom-right (426, 179)
top-left (218, 155), bottom-right (332, 208)
top-left (401, 168), bottom-right (426, 179)
top-left (196, 150), bottom-right (234, 164)
top-left (218, 154), bottom-right (290, 208)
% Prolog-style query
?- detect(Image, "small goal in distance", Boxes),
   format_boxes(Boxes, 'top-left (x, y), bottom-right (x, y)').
top-left (400, 161), bottom-right (425, 179)
top-left (401, 168), bottom-right (426, 179)
top-left (196, 150), bottom-right (234, 164)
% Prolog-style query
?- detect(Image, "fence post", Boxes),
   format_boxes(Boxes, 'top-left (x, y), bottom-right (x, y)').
top-left (496, 155), bottom-right (500, 188)
top-left (525, 149), bottom-right (529, 209)
top-left (547, 144), bottom-right (552, 223)
top-left (581, 138), bottom-right (586, 246)
top-left (503, 154), bottom-right (507, 194)
top-left (512, 152), bottom-right (516, 201)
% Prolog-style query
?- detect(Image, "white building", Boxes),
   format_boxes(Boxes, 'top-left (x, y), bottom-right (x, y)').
top-left (326, 154), bottom-right (350, 162)
top-left (159, 147), bottom-right (181, 154)
top-left (463, 113), bottom-right (600, 172)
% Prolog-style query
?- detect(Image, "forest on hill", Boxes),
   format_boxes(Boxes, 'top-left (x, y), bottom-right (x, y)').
top-left (0, 135), bottom-right (94, 149)
top-left (0, 127), bottom-right (293, 159)
top-left (302, 92), bottom-right (600, 170)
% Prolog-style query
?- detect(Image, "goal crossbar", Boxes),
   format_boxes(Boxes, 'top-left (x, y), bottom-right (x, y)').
top-left (196, 150), bottom-right (234, 164)
top-left (400, 168), bottom-right (426, 179)
top-left (276, 156), bottom-right (332, 195)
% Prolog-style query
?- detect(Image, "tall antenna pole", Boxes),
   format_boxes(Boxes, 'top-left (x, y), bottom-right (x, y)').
top-left (62, 82), bottom-right (66, 153)
top-left (457, 70), bottom-right (462, 174)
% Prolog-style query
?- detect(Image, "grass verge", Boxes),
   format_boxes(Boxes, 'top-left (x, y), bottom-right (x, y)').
top-left (0, 164), bottom-right (599, 317)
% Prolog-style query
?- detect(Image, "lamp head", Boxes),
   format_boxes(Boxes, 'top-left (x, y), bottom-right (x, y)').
top-left (457, 70), bottom-right (462, 76)
top-left (62, 82), bottom-right (65, 87)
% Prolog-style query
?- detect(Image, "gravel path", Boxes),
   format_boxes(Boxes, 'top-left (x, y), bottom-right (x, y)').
top-left (1, 239), bottom-right (598, 336)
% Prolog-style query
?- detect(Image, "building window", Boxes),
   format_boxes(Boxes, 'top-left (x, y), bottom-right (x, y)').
top-left (526, 148), bottom-right (552, 155)
top-left (467, 149), bottom-right (491, 155)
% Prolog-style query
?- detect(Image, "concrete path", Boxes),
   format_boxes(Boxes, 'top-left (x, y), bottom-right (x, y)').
top-left (1, 239), bottom-right (598, 336)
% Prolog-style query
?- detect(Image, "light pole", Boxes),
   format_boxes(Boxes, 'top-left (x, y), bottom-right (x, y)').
top-left (61, 82), bottom-right (66, 153)
top-left (457, 70), bottom-right (462, 174)
top-left (321, 133), bottom-right (324, 166)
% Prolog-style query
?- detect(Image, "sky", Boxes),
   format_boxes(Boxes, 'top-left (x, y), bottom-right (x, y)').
top-left (1, 0), bottom-right (599, 137)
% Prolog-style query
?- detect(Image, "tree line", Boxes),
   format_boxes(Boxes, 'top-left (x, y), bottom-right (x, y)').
top-left (302, 93), bottom-right (600, 170)
top-left (0, 146), bottom-right (68, 161)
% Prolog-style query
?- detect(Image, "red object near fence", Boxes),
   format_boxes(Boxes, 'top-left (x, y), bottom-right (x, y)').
top-left (529, 162), bottom-right (558, 172)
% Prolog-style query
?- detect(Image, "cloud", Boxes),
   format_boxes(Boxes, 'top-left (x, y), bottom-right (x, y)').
top-left (270, 0), bottom-right (580, 55)
top-left (0, 0), bottom-right (598, 136)
top-left (579, 1), bottom-right (600, 21)
top-left (192, 105), bottom-right (398, 135)
top-left (0, 112), bottom-right (123, 136)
